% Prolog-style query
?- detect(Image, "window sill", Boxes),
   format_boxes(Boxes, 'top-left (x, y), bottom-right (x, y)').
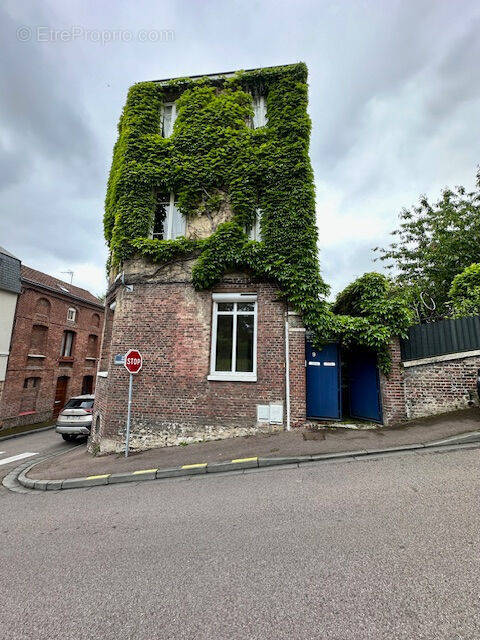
top-left (85, 357), bottom-right (97, 361)
top-left (207, 373), bottom-right (257, 382)
top-left (27, 354), bottom-right (46, 359)
top-left (59, 356), bottom-right (74, 363)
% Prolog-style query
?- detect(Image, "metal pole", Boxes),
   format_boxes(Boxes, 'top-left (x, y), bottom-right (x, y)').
top-left (285, 308), bottom-right (291, 431)
top-left (125, 372), bottom-right (133, 458)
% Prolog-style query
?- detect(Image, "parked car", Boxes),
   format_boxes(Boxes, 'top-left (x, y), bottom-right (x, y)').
top-left (55, 394), bottom-right (94, 442)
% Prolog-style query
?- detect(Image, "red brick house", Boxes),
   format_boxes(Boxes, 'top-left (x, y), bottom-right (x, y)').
top-left (91, 64), bottom-right (478, 454)
top-left (0, 265), bottom-right (104, 431)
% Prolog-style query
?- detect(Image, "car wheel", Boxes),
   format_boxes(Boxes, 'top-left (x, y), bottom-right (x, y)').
top-left (62, 434), bottom-right (77, 442)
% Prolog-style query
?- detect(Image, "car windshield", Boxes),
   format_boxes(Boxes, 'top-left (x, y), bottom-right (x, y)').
top-left (64, 399), bottom-right (94, 410)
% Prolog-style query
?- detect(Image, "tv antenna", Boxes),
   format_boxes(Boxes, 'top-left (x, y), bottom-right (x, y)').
top-left (61, 270), bottom-right (74, 284)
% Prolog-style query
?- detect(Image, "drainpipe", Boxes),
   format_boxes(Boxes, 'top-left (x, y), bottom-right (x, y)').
top-left (285, 305), bottom-right (291, 431)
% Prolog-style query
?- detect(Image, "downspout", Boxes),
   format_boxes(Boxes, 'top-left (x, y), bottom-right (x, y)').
top-left (285, 304), bottom-right (291, 431)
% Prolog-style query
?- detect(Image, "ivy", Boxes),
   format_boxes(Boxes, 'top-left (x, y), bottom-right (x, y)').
top-left (105, 64), bottom-right (411, 373)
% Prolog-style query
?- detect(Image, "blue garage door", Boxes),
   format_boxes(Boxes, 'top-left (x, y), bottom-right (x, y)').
top-left (348, 350), bottom-right (382, 423)
top-left (306, 342), bottom-right (341, 419)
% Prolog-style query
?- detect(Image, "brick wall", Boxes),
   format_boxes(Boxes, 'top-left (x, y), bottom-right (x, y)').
top-left (288, 314), bottom-right (306, 427)
top-left (403, 353), bottom-right (480, 419)
top-left (93, 262), bottom-right (307, 453)
top-left (380, 338), bottom-right (480, 424)
top-left (0, 286), bottom-right (104, 429)
top-left (380, 339), bottom-right (407, 426)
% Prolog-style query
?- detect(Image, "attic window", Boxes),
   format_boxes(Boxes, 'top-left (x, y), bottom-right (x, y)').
top-left (252, 95), bottom-right (267, 129)
top-left (161, 102), bottom-right (176, 137)
top-left (58, 285), bottom-right (69, 293)
top-left (152, 193), bottom-right (185, 240)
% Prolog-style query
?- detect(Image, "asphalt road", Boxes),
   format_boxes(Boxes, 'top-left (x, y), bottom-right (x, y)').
top-left (1, 439), bottom-right (480, 639)
top-left (0, 427), bottom-right (77, 479)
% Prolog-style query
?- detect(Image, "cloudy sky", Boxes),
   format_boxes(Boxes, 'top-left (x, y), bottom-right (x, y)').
top-left (1, 0), bottom-right (479, 298)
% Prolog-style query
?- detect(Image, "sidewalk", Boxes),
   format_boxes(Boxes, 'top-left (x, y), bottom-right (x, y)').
top-left (28, 408), bottom-right (480, 481)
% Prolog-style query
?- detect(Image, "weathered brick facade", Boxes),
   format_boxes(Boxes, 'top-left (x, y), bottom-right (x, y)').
top-left (0, 268), bottom-right (104, 430)
top-left (379, 338), bottom-right (480, 423)
top-left (91, 258), bottom-right (306, 453)
top-left (380, 339), bottom-right (408, 426)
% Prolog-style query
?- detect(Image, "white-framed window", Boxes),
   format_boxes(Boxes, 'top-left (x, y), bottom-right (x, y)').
top-left (152, 192), bottom-right (186, 240)
top-left (247, 208), bottom-right (262, 241)
top-left (67, 307), bottom-right (76, 322)
top-left (252, 94), bottom-right (267, 129)
top-left (161, 102), bottom-right (176, 137)
top-left (208, 293), bottom-right (257, 382)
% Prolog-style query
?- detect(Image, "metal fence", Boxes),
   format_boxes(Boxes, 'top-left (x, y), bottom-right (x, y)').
top-left (400, 315), bottom-right (480, 361)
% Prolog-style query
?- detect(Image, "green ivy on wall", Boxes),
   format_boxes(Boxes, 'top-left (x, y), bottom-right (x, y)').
top-left (105, 63), bottom-right (411, 373)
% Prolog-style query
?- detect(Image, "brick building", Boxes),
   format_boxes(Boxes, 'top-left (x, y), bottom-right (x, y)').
top-left (92, 64), bottom-right (480, 454)
top-left (92, 64), bottom-right (312, 453)
top-left (0, 264), bottom-right (104, 431)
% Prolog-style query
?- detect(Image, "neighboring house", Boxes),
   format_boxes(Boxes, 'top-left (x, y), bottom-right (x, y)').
top-left (0, 263), bottom-right (104, 431)
top-left (0, 247), bottom-right (21, 406)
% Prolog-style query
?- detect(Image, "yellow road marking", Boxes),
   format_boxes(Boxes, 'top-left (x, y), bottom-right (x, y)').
top-left (181, 463), bottom-right (207, 469)
top-left (86, 474), bottom-right (110, 480)
top-left (133, 468), bottom-right (158, 474)
top-left (231, 457), bottom-right (258, 463)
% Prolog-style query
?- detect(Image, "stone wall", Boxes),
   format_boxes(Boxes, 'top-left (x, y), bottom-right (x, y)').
top-left (92, 257), bottom-right (307, 453)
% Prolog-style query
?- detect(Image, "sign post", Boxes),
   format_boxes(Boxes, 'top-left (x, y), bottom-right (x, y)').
top-left (124, 349), bottom-right (143, 458)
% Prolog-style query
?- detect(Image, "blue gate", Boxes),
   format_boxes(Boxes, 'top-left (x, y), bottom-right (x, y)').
top-left (306, 342), bottom-right (341, 419)
top-left (347, 350), bottom-right (382, 423)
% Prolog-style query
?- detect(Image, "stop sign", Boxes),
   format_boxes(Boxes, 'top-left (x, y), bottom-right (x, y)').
top-left (124, 349), bottom-right (143, 374)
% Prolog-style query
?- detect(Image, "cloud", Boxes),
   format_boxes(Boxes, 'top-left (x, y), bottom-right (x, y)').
top-left (0, 0), bottom-right (479, 298)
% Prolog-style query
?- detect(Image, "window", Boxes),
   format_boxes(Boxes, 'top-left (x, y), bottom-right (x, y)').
top-left (161, 102), bottom-right (176, 137)
top-left (247, 208), bottom-right (262, 241)
top-left (87, 334), bottom-right (99, 358)
top-left (67, 307), bottom-right (76, 322)
top-left (60, 330), bottom-right (75, 357)
top-left (23, 377), bottom-right (39, 389)
top-left (152, 192), bottom-right (186, 240)
top-left (67, 392), bottom-right (93, 407)
top-left (208, 293), bottom-right (257, 382)
top-left (252, 94), bottom-right (267, 129)
top-left (29, 325), bottom-right (48, 355)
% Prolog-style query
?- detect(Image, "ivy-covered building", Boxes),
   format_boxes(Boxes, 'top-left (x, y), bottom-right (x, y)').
top-left (93, 63), bottom-right (409, 453)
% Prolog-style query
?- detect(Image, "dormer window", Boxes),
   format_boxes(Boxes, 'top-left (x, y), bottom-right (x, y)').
top-left (67, 307), bottom-right (76, 322)
top-left (152, 193), bottom-right (186, 240)
top-left (252, 95), bottom-right (267, 129)
top-left (161, 102), bottom-right (176, 137)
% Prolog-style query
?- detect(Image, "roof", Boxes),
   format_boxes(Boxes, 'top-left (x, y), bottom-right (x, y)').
top-left (0, 245), bottom-right (20, 261)
top-left (153, 63), bottom-right (297, 84)
top-left (21, 265), bottom-right (104, 308)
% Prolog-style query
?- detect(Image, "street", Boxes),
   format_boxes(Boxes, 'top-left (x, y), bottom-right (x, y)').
top-left (1, 434), bottom-right (480, 639)
top-left (0, 427), bottom-right (76, 479)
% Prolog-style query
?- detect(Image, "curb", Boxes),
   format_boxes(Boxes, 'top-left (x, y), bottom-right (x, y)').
top-left (0, 424), bottom-right (55, 443)
top-left (16, 431), bottom-right (480, 492)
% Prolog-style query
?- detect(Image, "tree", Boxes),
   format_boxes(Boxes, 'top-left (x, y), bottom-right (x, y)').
top-left (375, 171), bottom-right (480, 322)
top-left (449, 263), bottom-right (480, 318)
